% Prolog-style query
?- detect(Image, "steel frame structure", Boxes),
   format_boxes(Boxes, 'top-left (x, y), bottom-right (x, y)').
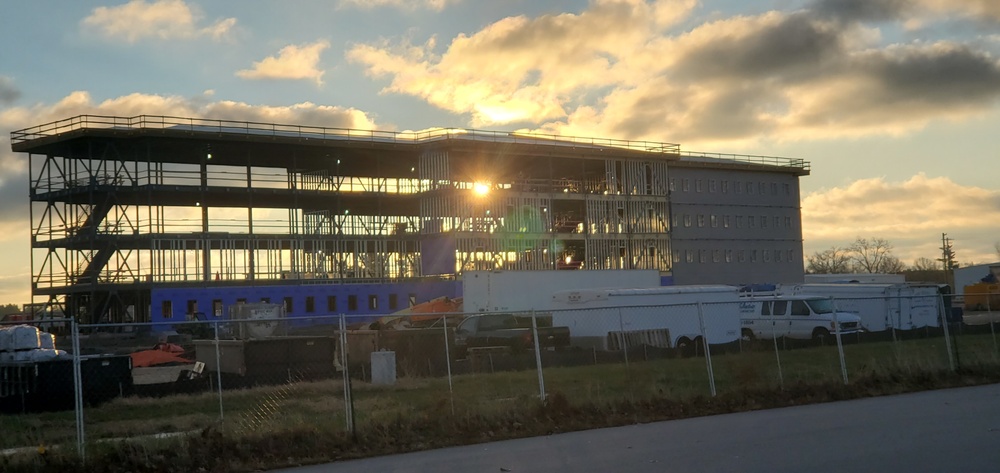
top-left (11, 115), bottom-right (809, 323)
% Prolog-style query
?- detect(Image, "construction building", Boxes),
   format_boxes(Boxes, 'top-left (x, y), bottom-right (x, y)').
top-left (10, 115), bottom-right (810, 324)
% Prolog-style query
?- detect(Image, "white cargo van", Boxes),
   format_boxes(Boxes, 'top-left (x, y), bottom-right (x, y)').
top-left (550, 285), bottom-right (742, 353)
top-left (739, 295), bottom-right (863, 342)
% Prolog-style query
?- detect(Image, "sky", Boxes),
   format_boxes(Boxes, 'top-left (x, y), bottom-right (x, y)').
top-left (1, 0), bottom-right (999, 303)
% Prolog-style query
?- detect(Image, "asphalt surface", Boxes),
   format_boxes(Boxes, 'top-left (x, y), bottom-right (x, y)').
top-left (273, 383), bottom-right (1000, 473)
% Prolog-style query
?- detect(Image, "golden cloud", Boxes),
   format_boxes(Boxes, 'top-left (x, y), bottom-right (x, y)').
top-left (81, 0), bottom-right (236, 43)
top-left (236, 40), bottom-right (331, 85)
top-left (802, 174), bottom-right (1000, 264)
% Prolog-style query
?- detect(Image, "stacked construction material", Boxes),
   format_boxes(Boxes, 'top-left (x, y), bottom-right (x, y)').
top-left (0, 325), bottom-right (67, 363)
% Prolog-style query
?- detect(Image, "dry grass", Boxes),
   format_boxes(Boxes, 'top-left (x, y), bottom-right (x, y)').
top-left (3, 331), bottom-right (1000, 472)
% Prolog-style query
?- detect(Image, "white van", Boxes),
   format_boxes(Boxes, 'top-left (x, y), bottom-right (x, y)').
top-left (739, 295), bottom-right (863, 342)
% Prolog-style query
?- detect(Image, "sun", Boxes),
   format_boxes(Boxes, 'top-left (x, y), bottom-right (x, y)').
top-left (473, 182), bottom-right (490, 196)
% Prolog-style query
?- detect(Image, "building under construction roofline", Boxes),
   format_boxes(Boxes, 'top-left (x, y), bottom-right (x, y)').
top-left (11, 115), bottom-right (810, 324)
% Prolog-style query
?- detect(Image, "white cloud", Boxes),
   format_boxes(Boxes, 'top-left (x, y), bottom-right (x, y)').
top-left (348, 0), bottom-right (696, 127)
top-left (802, 174), bottom-right (1000, 266)
top-left (337, 0), bottom-right (460, 11)
top-left (236, 40), bottom-right (331, 85)
top-left (348, 0), bottom-right (1000, 145)
top-left (81, 0), bottom-right (236, 43)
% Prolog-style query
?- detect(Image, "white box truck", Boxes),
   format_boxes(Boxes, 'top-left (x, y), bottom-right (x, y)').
top-left (777, 283), bottom-right (944, 332)
top-left (549, 285), bottom-right (742, 354)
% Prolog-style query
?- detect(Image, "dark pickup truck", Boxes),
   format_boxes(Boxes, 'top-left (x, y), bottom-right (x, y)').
top-left (452, 313), bottom-right (571, 358)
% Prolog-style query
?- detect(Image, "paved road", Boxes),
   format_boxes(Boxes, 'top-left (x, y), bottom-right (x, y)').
top-left (275, 384), bottom-right (1000, 473)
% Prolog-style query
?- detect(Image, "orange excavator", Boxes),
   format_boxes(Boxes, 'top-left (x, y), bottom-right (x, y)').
top-left (130, 342), bottom-right (191, 368)
top-left (371, 296), bottom-right (464, 330)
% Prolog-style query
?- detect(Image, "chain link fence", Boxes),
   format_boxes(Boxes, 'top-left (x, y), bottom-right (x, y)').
top-left (2, 290), bottom-right (998, 460)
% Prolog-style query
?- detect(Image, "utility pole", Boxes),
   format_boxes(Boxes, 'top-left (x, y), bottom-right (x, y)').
top-left (939, 233), bottom-right (960, 369)
top-left (939, 233), bottom-right (957, 286)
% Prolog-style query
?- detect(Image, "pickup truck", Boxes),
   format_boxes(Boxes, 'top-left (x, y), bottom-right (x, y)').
top-left (453, 313), bottom-right (571, 358)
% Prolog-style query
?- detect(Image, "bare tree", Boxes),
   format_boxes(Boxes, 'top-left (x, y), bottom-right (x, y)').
top-left (848, 237), bottom-right (902, 273)
top-left (879, 254), bottom-right (907, 273)
top-left (806, 246), bottom-right (853, 273)
top-left (911, 257), bottom-right (940, 271)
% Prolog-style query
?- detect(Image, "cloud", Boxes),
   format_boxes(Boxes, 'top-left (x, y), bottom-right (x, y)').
top-left (348, 0), bottom-right (697, 127)
top-left (802, 174), bottom-right (1000, 265)
top-left (811, 0), bottom-right (917, 23)
top-left (348, 0), bottom-right (1000, 145)
top-left (812, 0), bottom-right (1000, 24)
top-left (236, 40), bottom-right (330, 85)
top-left (81, 0), bottom-right (236, 43)
top-left (0, 76), bottom-right (20, 106)
top-left (337, 0), bottom-right (461, 11)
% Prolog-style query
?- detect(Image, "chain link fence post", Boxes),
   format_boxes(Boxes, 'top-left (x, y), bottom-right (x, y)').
top-left (771, 316), bottom-right (784, 389)
top-left (832, 298), bottom-right (848, 385)
top-left (617, 307), bottom-right (629, 368)
top-left (213, 320), bottom-right (224, 422)
top-left (939, 293), bottom-right (956, 371)
top-left (71, 319), bottom-right (85, 459)
top-left (338, 313), bottom-right (354, 434)
top-left (696, 302), bottom-right (716, 397)
top-left (989, 295), bottom-right (998, 358)
top-left (530, 310), bottom-right (546, 402)
top-left (443, 312), bottom-right (455, 415)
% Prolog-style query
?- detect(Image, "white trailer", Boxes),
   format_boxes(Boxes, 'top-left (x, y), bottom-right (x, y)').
top-left (804, 273), bottom-right (905, 284)
top-left (462, 270), bottom-right (660, 313)
top-left (777, 283), bottom-right (943, 332)
top-left (549, 285), bottom-right (742, 352)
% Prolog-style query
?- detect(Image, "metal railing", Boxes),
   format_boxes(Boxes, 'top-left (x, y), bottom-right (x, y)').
top-left (11, 114), bottom-right (682, 155)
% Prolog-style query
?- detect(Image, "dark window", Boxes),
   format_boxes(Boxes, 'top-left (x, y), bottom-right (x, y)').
top-left (162, 300), bottom-right (173, 319)
top-left (305, 296), bottom-right (315, 313)
top-left (327, 296), bottom-right (337, 312)
top-left (186, 299), bottom-right (198, 316)
top-left (236, 298), bottom-right (246, 305)
top-left (348, 295), bottom-right (358, 311)
top-left (760, 302), bottom-right (771, 316)
top-left (368, 295), bottom-right (378, 310)
top-left (212, 299), bottom-right (223, 317)
top-left (261, 297), bottom-right (270, 303)
top-left (791, 300), bottom-right (811, 316)
top-left (284, 297), bottom-right (293, 313)
top-left (389, 294), bottom-right (398, 310)
top-left (408, 293), bottom-right (417, 307)
top-left (773, 300), bottom-right (788, 316)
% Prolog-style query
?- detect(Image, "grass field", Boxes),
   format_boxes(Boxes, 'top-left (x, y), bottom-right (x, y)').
top-left (2, 329), bottom-right (999, 472)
